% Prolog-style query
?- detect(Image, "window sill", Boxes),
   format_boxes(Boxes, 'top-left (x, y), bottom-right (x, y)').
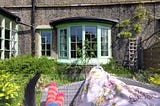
top-left (57, 58), bottom-right (111, 65)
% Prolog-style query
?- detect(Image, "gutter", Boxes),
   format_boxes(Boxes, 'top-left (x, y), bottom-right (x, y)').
top-left (31, 0), bottom-right (36, 56)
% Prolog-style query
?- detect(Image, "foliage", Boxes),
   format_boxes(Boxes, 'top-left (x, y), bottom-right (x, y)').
top-left (133, 4), bottom-right (147, 20)
top-left (119, 31), bottom-right (132, 38)
top-left (147, 67), bottom-right (160, 74)
top-left (0, 55), bottom-right (57, 106)
top-left (2, 55), bottom-right (56, 74)
top-left (77, 40), bottom-right (97, 65)
top-left (149, 74), bottom-right (160, 86)
top-left (132, 23), bottom-right (142, 34)
top-left (116, 19), bottom-right (130, 28)
top-left (0, 70), bottom-right (19, 106)
top-left (102, 58), bottom-right (133, 78)
top-left (147, 67), bottom-right (160, 86)
top-left (116, 4), bottom-right (154, 38)
top-left (77, 39), bottom-right (97, 76)
top-left (132, 70), bottom-right (151, 82)
top-left (54, 63), bottom-right (85, 83)
top-left (1, 55), bottom-right (157, 106)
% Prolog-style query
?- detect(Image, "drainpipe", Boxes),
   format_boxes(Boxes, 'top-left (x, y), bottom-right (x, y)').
top-left (31, 0), bottom-right (36, 56)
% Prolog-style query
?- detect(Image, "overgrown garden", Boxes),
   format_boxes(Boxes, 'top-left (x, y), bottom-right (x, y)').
top-left (0, 55), bottom-right (160, 106)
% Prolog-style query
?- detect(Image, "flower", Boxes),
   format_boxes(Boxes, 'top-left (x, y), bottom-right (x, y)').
top-left (104, 89), bottom-right (116, 100)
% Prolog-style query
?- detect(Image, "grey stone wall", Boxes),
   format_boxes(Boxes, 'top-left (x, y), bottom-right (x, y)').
top-left (1, 1), bottom-right (160, 66)
top-left (2, 0), bottom-right (160, 7)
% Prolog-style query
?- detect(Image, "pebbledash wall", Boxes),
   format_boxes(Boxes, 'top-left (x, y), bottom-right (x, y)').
top-left (1, 0), bottom-right (160, 67)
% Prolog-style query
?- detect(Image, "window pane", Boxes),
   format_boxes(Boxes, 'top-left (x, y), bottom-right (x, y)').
top-left (0, 39), bottom-right (1, 49)
top-left (5, 18), bottom-right (10, 29)
top-left (47, 51), bottom-right (51, 56)
top-left (5, 51), bottom-right (9, 58)
top-left (59, 29), bottom-right (67, 58)
top-left (0, 27), bottom-right (2, 38)
top-left (5, 40), bottom-right (10, 50)
top-left (101, 28), bottom-right (108, 56)
top-left (0, 50), bottom-right (1, 57)
top-left (12, 22), bottom-right (16, 31)
top-left (0, 16), bottom-right (2, 27)
top-left (42, 44), bottom-right (45, 50)
top-left (42, 51), bottom-right (45, 55)
top-left (71, 26), bottom-right (82, 58)
top-left (47, 44), bottom-right (50, 50)
top-left (101, 51), bottom-right (108, 56)
top-left (41, 30), bottom-right (52, 56)
top-left (85, 26), bottom-right (97, 58)
top-left (60, 51), bottom-right (67, 57)
top-left (5, 29), bottom-right (10, 39)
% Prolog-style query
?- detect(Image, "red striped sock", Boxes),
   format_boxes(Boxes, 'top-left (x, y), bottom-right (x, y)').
top-left (55, 92), bottom-right (64, 106)
top-left (45, 82), bottom-right (58, 106)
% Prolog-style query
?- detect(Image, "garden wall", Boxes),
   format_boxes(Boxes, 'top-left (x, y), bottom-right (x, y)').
top-left (143, 42), bottom-right (160, 69)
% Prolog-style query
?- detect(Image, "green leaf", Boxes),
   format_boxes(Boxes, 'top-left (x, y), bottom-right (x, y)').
top-left (0, 93), bottom-right (5, 97)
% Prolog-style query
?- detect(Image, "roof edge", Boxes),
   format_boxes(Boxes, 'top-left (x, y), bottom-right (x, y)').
top-left (50, 16), bottom-right (118, 27)
top-left (0, 7), bottom-right (20, 21)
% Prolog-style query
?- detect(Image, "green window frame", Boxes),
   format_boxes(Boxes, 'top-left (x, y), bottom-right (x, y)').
top-left (57, 22), bottom-right (112, 65)
top-left (40, 30), bottom-right (52, 57)
top-left (58, 28), bottom-right (68, 59)
top-left (0, 15), bottom-right (18, 59)
top-left (70, 26), bottom-right (82, 58)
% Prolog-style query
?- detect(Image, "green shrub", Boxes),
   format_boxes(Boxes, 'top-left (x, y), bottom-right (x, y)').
top-left (0, 55), bottom-right (57, 106)
top-left (0, 70), bottom-right (19, 106)
top-left (3, 55), bottom-right (56, 74)
top-left (149, 74), bottom-right (160, 86)
top-left (102, 58), bottom-right (133, 78)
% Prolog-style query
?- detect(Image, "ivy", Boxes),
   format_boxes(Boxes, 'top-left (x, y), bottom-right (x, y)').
top-left (116, 19), bottom-right (130, 28)
top-left (132, 23), bottom-right (142, 34)
top-left (117, 4), bottom-right (154, 38)
top-left (119, 31), bottom-right (132, 38)
top-left (133, 4), bottom-right (147, 20)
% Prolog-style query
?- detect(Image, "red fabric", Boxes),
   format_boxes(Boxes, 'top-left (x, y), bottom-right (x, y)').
top-left (55, 93), bottom-right (64, 106)
top-left (45, 82), bottom-right (64, 106)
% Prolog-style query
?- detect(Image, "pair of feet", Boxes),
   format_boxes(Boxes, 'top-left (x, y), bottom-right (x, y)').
top-left (45, 82), bottom-right (64, 106)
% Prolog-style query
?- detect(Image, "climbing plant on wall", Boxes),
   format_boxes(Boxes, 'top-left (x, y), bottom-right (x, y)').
top-left (116, 4), bottom-right (154, 38)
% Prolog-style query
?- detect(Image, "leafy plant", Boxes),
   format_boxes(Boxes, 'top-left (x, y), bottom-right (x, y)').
top-left (77, 39), bottom-right (97, 77)
top-left (149, 74), bottom-right (160, 86)
top-left (0, 55), bottom-right (58, 106)
top-left (116, 19), bottom-right (130, 28)
top-left (0, 70), bottom-right (19, 106)
top-left (77, 40), bottom-right (97, 65)
top-left (133, 4), bottom-right (147, 20)
top-left (132, 23), bottom-right (142, 34)
top-left (119, 31), bottom-right (132, 38)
